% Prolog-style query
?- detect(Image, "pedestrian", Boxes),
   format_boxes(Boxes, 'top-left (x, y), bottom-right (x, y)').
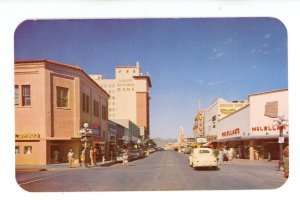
top-left (67, 148), bottom-right (75, 168)
top-left (223, 148), bottom-right (229, 164)
top-left (53, 150), bottom-right (59, 163)
top-left (81, 149), bottom-right (88, 168)
top-left (90, 147), bottom-right (95, 166)
top-left (122, 150), bottom-right (129, 166)
top-left (218, 148), bottom-right (224, 165)
top-left (93, 147), bottom-right (97, 166)
top-left (283, 145), bottom-right (289, 178)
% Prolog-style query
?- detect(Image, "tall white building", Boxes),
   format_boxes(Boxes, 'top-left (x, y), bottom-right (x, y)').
top-left (90, 62), bottom-right (151, 140)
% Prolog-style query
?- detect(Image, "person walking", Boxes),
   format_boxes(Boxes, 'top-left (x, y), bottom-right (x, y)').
top-left (122, 150), bottom-right (129, 166)
top-left (67, 148), bottom-right (75, 168)
top-left (218, 148), bottom-right (224, 165)
top-left (283, 145), bottom-right (289, 178)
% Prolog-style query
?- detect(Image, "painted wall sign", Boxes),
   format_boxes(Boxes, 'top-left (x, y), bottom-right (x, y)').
top-left (251, 125), bottom-right (287, 132)
top-left (222, 128), bottom-right (240, 137)
top-left (15, 133), bottom-right (40, 139)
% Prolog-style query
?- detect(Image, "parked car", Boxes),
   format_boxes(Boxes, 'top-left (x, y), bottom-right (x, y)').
top-left (189, 147), bottom-right (218, 170)
top-left (129, 149), bottom-right (141, 160)
top-left (116, 151), bottom-right (126, 162)
top-left (183, 147), bottom-right (192, 154)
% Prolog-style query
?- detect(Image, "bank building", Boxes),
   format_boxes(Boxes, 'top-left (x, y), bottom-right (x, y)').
top-left (90, 62), bottom-right (152, 143)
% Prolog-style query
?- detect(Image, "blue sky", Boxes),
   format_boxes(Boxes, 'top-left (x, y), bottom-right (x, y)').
top-left (15, 18), bottom-right (288, 139)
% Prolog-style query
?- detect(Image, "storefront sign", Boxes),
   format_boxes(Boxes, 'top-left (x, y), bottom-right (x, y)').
top-left (219, 102), bottom-right (248, 115)
top-left (264, 101), bottom-right (278, 118)
top-left (278, 137), bottom-right (285, 143)
top-left (222, 128), bottom-right (240, 137)
top-left (206, 135), bottom-right (217, 141)
top-left (15, 133), bottom-right (40, 139)
top-left (93, 124), bottom-right (100, 130)
top-left (196, 137), bottom-right (207, 144)
top-left (252, 125), bottom-right (287, 132)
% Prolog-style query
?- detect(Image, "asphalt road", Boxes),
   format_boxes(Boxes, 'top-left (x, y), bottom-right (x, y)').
top-left (16, 150), bottom-right (287, 192)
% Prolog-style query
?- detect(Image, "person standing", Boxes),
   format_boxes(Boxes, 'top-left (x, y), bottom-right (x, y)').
top-left (218, 148), bottom-right (224, 165)
top-left (122, 150), bottom-right (129, 166)
top-left (283, 145), bottom-right (289, 178)
top-left (90, 147), bottom-right (95, 166)
top-left (53, 150), bottom-right (59, 163)
top-left (67, 148), bottom-right (75, 168)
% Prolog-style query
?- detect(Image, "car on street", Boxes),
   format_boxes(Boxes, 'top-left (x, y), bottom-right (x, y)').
top-left (183, 147), bottom-right (192, 154)
top-left (189, 147), bottom-right (218, 170)
top-left (129, 149), bottom-right (142, 160)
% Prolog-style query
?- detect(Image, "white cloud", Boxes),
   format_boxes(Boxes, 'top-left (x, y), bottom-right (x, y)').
top-left (209, 48), bottom-right (225, 60)
top-left (207, 79), bottom-right (227, 86)
top-left (224, 38), bottom-right (233, 45)
top-left (264, 34), bottom-right (271, 39)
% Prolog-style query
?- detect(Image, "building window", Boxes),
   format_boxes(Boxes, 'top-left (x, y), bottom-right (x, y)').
top-left (102, 105), bottom-right (108, 120)
top-left (22, 85), bottom-right (31, 106)
top-left (56, 87), bottom-right (69, 108)
top-left (93, 100), bottom-right (99, 117)
top-left (15, 146), bottom-right (20, 154)
top-left (24, 146), bottom-right (32, 154)
top-left (82, 93), bottom-right (86, 111)
top-left (15, 85), bottom-right (19, 105)
top-left (86, 95), bottom-right (89, 113)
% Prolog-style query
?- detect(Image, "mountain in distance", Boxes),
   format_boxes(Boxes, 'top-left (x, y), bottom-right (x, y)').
top-left (152, 137), bottom-right (178, 147)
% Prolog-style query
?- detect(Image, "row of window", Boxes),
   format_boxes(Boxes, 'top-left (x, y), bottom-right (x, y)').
top-left (118, 69), bottom-right (136, 73)
top-left (15, 146), bottom-right (32, 155)
top-left (15, 85), bottom-right (109, 120)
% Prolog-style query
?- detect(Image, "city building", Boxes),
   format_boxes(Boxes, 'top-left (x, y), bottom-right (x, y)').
top-left (90, 62), bottom-right (152, 140)
top-left (204, 98), bottom-right (249, 140)
top-left (15, 59), bottom-right (110, 165)
top-left (193, 110), bottom-right (205, 138)
top-left (110, 119), bottom-right (141, 149)
top-left (204, 89), bottom-right (288, 160)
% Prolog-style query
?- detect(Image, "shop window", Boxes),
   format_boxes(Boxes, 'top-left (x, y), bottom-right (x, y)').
top-left (56, 87), bottom-right (69, 108)
top-left (24, 146), bottom-right (32, 154)
top-left (22, 85), bottom-right (31, 106)
top-left (15, 85), bottom-right (19, 105)
top-left (15, 146), bottom-right (20, 154)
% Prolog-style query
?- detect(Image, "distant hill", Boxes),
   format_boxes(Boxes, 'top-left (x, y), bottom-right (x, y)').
top-left (152, 137), bottom-right (178, 147)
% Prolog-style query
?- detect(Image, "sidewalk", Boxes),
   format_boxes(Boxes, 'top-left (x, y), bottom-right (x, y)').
top-left (16, 160), bottom-right (117, 171)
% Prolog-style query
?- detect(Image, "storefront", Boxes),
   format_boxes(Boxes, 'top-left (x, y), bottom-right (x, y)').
top-left (206, 89), bottom-right (288, 160)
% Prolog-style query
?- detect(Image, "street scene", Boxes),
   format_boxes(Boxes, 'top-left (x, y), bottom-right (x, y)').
top-left (14, 17), bottom-right (289, 192)
top-left (16, 150), bottom-right (286, 192)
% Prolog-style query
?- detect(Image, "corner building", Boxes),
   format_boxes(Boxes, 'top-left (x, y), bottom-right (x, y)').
top-left (90, 62), bottom-right (151, 140)
top-left (15, 60), bottom-right (109, 165)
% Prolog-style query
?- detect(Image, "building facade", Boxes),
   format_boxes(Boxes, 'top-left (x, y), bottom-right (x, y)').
top-left (205, 89), bottom-right (288, 160)
top-left (204, 98), bottom-right (249, 139)
top-left (90, 62), bottom-right (151, 140)
top-left (15, 59), bottom-right (110, 165)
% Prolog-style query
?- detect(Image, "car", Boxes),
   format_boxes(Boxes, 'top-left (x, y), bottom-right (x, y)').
top-left (189, 147), bottom-right (218, 170)
top-left (128, 150), bottom-right (141, 160)
top-left (183, 147), bottom-right (192, 154)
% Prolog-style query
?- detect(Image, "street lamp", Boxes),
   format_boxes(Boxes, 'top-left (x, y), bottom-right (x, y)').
top-left (273, 113), bottom-right (288, 171)
top-left (79, 123), bottom-right (93, 149)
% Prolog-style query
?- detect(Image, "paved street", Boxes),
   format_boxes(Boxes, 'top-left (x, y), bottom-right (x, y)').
top-left (16, 150), bottom-right (287, 192)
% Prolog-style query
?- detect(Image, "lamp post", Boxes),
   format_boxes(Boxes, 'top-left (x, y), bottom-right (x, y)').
top-left (273, 113), bottom-right (288, 171)
top-left (79, 123), bottom-right (93, 149)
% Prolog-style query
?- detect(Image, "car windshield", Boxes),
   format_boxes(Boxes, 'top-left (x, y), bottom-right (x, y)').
top-left (198, 150), bottom-right (210, 154)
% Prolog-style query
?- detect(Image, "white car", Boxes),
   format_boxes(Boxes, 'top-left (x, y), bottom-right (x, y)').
top-left (189, 148), bottom-right (218, 170)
